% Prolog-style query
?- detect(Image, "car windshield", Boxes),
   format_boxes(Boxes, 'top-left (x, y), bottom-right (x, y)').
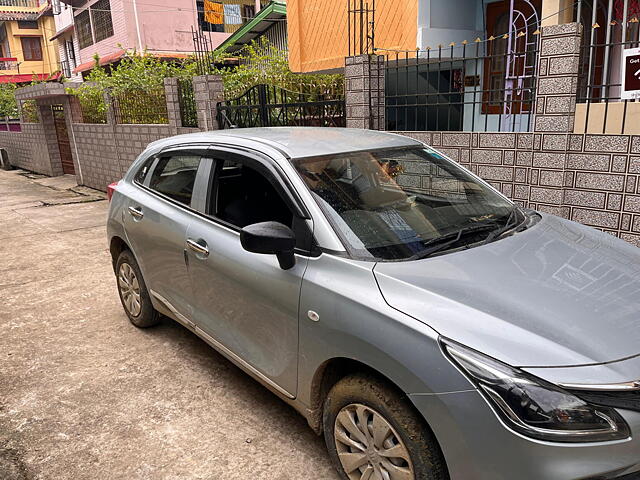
top-left (292, 146), bottom-right (517, 261)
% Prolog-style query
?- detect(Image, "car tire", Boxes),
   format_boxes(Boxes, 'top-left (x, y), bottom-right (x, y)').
top-left (323, 373), bottom-right (449, 480)
top-left (115, 250), bottom-right (160, 328)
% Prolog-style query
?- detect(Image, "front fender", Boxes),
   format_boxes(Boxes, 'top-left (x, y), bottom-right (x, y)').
top-left (297, 254), bottom-right (473, 410)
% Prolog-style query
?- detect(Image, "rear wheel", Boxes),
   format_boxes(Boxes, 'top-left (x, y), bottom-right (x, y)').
top-left (323, 374), bottom-right (448, 480)
top-left (115, 250), bottom-right (160, 328)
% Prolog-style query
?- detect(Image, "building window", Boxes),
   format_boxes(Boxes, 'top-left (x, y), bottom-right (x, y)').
top-left (91, 0), bottom-right (114, 42)
top-left (76, 9), bottom-right (93, 49)
top-left (21, 37), bottom-right (42, 61)
top-left (61, 60), bottom-right (71, 77)
top-left (17, 20), bottom-right (39, 29)
top-left (75, 0), bottom-right (114, 50)
top-left (0, 23), bottom-right (9, 58)
top-left (243, 4), bottom-right (255, 20)
top-left (65, 39), bottom-right (76, 68)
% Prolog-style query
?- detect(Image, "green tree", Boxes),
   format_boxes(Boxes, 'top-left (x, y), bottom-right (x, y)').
top-left (0, 84), bottom-right (19, 118)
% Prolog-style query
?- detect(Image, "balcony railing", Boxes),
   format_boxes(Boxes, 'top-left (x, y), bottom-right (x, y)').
top-left (0, 57), bottom-right (18, 70)
top-left (0, 0), bottom-right (41, 7)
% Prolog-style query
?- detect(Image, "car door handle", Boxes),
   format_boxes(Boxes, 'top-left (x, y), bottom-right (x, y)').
top-left (128, 206), bottom-right (144, 219)
top-left (186, 238), bottom-right (209, 257)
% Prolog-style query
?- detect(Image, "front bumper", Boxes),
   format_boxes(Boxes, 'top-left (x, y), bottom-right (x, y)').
top-left (410, 390), bottom-right (640, 480)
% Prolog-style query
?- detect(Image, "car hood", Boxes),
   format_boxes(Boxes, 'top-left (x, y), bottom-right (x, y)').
top-left (373, 213), bottom-right (640, 368)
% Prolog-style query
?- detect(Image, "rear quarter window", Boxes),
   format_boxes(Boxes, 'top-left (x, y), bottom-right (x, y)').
top-left (134, 158), bottom-right (155, 185)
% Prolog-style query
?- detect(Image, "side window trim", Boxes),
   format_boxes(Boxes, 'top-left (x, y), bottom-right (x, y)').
top-left (141, 156), bottom-right (159, 187)
top-left (191, 157), bottom-right (214, 213)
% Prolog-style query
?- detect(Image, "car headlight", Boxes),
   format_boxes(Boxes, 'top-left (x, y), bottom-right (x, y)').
top-left (442, 339), bottom-right (631, 443)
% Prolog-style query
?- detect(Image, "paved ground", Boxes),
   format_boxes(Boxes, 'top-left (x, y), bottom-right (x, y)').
top-left (0, 170), bottom-right (339, 480)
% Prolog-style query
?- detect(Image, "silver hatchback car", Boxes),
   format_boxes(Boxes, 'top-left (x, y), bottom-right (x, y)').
top-left (107, 128), bottom-right (640, 480)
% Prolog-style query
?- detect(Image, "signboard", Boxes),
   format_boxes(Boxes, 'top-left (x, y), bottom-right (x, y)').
top-left (622, 47), bottom-right (640, 100)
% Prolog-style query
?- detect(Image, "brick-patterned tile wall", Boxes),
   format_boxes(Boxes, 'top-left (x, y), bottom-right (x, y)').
top-left (69, 123), bottom-right (174, 191)
top-left (564, 134), bottom-right (640, 245)
top-left (395, 130), bottom-right (640, 247)
top-left (0, 123), bottom-right (52, 175)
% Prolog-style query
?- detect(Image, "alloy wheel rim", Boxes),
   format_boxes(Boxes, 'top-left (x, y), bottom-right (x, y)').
top-left (118, 262), bottom-right (142, 317)
top-left (334, 403), bottom-right (414, 480)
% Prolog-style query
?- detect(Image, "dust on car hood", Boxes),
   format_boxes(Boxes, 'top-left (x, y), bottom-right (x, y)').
top-left (373, 213), bottom-right (640, 368)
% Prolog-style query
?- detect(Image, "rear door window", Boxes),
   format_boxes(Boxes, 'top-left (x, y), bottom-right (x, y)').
top-left (149, 155), bottom-right (201, 206)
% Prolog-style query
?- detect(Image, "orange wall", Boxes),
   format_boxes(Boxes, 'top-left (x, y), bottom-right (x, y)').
top-left (287, 0), bottom-right (418, 73)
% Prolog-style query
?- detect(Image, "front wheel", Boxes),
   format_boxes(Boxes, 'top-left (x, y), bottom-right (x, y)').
top-left (115, 250), bottom-right (160, 328)
top-left (323, 374), bottom-right (448, 480)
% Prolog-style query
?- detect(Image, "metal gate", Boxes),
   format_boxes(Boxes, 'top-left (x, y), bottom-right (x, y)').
top-left (216, 84), bottom-right (346, 129)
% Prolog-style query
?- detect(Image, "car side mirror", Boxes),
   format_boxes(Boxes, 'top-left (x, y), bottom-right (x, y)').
top-left (240, 221), bottom-right (296, 270)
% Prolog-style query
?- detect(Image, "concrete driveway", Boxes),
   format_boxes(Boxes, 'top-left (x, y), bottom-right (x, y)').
top-left (0, 170), bottom-right (339, 480)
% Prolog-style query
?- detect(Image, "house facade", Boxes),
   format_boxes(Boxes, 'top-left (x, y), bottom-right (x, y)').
top-left (51, 0), bottom-right (81, 80)
top-left (286, 0), bottom-right (563, 74)
top-left (0, 0), bottom-right (60, 83)
top-left (60, 0), bottom-right (269, 76)
top-left (287, 0), bottom-right (418, 73)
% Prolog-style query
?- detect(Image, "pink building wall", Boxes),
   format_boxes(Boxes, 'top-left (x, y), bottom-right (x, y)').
top-left (76, 0), bottom-right (128, 65)
top-left (76, 0), bottom-right (261, 67)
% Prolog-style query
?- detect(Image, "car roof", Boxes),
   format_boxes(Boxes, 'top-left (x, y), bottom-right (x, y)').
top-left (148, 127), bottom-right (422, 159)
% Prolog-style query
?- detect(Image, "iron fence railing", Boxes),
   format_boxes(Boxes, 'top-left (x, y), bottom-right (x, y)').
top-left (112, 88), bottom-right (168, 125)
top-left (383, 38), bottom-right (539, 132)
top-left (73, 92), bottom-right (108, 124)
top-left (177, 78), bottom-right (198, 128)
top-left (348, 0), bottom-right (376, 56)
top-left (217, 84), bottom-right (345, 129)
top-left (20, 100), bottom-right (38, 123)
top-left (575, 0), bottom-right (640, 133)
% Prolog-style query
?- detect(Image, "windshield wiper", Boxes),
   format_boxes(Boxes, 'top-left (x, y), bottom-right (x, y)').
top-left (407, 221), bottom-right (500, 261)
top-left (481, 206), bottom-right (524, 245)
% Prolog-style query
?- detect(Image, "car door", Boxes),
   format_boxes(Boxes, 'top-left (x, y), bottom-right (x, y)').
top-left (123, 149), bottom-right (208, 319)
top-left (186, 149), bottom-right (313, 397)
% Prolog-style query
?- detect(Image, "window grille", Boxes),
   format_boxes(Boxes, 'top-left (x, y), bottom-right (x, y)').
top-left (76, 9), bottom-right (93, 49)
top-left (91, 0), bottom-right (114, 43)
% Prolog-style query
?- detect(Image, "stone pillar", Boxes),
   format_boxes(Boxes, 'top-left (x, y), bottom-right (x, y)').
top-left (36, 100), bottom-right (63, 177)
top-left (67, 95), bottom-right (84, 123)
top-left (529, 23), bottom-right (583, 218)
top-left (345, 54), bottom-right (385, 130)
top-left (534, 23), bottom-right (582, 134)
top-left (193, 74), bottom-right (224, 131)
top-left (164, 77), bottom-right (181, 133)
